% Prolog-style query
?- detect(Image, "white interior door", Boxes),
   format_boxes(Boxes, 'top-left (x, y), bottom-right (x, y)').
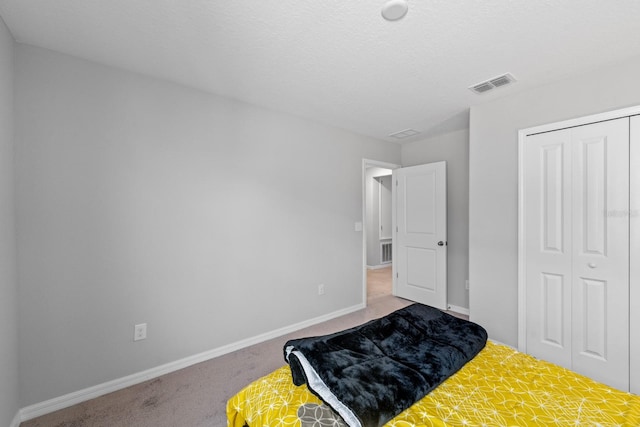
top-left (393, 162), bottom-right (447, 309)
top-left (523, 118), bottom-right (629, 391)
top-left (570, 119), bottom-right (629, 391)
top-left (523, 128), bottom-right (573, 369)
top-left (379, 175), bottom-right (392, 240)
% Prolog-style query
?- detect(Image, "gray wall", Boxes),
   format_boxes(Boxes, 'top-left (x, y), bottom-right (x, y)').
top-left (15, 45), bottom-right (401, 406)
top-left (401, 128), bottom-right (470, 310)
top-left (469, 56), bottom-right (640, 346)
top-left (0, 16), bottom-right (19, 427)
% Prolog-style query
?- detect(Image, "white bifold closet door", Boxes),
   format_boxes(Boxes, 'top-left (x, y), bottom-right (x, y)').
top-left (523, 118), bottom-right (629, 391)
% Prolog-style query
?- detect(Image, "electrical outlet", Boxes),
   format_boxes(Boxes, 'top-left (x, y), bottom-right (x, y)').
top-left (318, 284), bottom-right (325, 295)
top-left (134, 323), bottom-right (147, 341)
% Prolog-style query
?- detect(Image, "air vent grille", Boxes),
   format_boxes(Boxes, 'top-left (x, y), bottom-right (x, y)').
top-left (389, 128), bottom-right (421, 139)
top-left (471, 83), bottom-right (493, 93)
top-left (469, 73), bottom-right (517, 94)
top-left (381, 242), bottom-right (392, 264)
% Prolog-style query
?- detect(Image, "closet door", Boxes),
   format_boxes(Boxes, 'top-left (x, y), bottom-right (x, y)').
top-left (524, 129), bottom-right (573, 369)
top-left (570, 118), bottom-right (629, 392)
top-left (524, 118), bottom-right (630, 391)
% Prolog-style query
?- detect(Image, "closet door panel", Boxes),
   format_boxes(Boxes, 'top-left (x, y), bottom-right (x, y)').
top-left (524, 129), bottom-right (573, 369)
top-left (579, 278), bottom-right (607, 359)
top-left (571, 118), bottom-right (629, 391)
top-left (540, 273), bottom-right (566, 347)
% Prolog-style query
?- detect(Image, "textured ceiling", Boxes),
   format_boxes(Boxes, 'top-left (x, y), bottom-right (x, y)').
top-left (1, 0), bottom-right (640, 143)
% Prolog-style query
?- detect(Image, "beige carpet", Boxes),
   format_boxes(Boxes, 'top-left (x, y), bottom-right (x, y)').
top-left (21, 268), bottom-right (464, 427)
top-left (367, 265), bottom-right (392, 301)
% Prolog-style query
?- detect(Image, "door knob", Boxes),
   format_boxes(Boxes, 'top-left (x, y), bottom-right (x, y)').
top-left (588, 262), bottom-right (597, 268)
top-left (437, 241), bottom-right (445, 246)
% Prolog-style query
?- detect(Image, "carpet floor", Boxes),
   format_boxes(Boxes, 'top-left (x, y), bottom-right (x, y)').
top-left (20, 267), bottom-right (464, 427)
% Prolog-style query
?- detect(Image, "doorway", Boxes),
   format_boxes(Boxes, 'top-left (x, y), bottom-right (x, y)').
top-left (362, 159), bottom-right (400, 304)
top-left (366, 265), bottom-right (393, 301)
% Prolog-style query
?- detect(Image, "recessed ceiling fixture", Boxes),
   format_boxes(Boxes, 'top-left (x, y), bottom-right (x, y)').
top-left (468, 73), bottom-right (517, 94)
top-left (382, 0), bottom-right (408, 21)
top-left (389, 128), bottom-right (420, 139)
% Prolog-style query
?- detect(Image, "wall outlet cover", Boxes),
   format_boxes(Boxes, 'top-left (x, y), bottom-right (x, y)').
top-left (134, 323), bottom-right (147, 341)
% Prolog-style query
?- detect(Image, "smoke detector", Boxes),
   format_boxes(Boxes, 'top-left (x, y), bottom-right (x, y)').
top-left (469, 73), bottom-right (517, 94)
top-left (382, 0), bottom-right (408, 21)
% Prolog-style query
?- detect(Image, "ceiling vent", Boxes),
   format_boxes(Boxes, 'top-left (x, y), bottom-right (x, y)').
top-left (469, 73), bottom-right (517, 94)
top-left (389, 128), bottom-right (421, 139)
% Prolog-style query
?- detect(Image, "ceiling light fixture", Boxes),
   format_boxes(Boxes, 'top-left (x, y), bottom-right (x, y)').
top-left (381, 0), bottom-right (408, 21)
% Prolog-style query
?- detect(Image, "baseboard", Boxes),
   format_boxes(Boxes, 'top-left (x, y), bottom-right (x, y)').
top-left (446, 304), bottom-right (470, 316)
top-left (10, 411), bottom-right (21, 427)
top-left (366, 263), bottom-right (392, 270)
top-left (19, 302), bottom-right (365, 422)
top-left (489, 339), bottom-right (516, 350)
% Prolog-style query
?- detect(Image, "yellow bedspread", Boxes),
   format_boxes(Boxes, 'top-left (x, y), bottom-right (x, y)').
top-left (227, 341), bottom-right (640, 426)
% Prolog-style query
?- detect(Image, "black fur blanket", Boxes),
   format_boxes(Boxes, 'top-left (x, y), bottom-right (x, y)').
top-left (284, 304), bottom-right (487, 427)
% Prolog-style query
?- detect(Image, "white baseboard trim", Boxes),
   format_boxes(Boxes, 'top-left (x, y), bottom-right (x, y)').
top-left (446, 304), bottom-right (470, 316)
top-left (19, 302), bottom-right (365, 422)
top-left (489, 339), bottom-right (516, 350)
top-left (366, 264), bottom-right (392, 270)
top-left (10, 411), bottom-right (21, 427)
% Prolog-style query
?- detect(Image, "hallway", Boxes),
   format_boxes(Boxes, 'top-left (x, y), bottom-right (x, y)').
top-left (367, 265), bottom-right (392, 301)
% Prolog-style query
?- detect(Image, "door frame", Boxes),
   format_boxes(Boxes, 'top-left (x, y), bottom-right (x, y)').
top-left (630, 116), bottom-right (640, 395)
top-left (362, 159), bottom-right (401, 306)
top-left (517, 104), bottom-right (640, 352)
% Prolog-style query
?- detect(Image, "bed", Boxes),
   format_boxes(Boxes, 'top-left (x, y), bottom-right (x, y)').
top-left (227, 305), bottom-right (640, 427)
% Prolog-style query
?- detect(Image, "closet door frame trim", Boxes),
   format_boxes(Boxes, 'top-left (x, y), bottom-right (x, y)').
top-left (518, 104), bottom-right (640, 353)
top-left (630, 116), bottom-right (640, 395)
